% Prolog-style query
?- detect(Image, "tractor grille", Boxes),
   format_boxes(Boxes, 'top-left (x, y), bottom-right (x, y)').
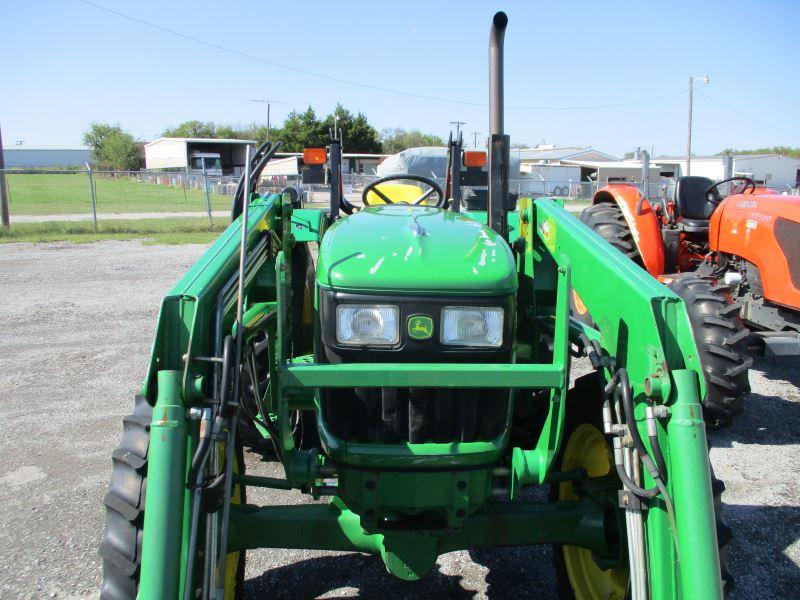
top-left (317, 290), bottom-right (514, 444)
top-left (321, 385), bottom-right (509, 444)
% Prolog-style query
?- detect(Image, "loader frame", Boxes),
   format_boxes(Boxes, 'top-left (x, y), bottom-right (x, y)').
top-left (134, 190), bottom-right (722, 599)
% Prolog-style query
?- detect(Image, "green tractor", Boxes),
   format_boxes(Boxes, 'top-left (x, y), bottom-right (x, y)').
top-left (100, 12), bottom-right (728, 599)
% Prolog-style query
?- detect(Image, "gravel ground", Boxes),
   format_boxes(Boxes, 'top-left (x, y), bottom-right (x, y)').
top-left (0, 240), bottom-right (797, 599)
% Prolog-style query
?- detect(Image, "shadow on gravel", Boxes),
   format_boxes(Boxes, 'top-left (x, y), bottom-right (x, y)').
top-left (709, 391), bottom-right (800, 448)
top-left (707, 356), bottom-right (800, 448)
top-left (468, 545), bottom-right (558, 598)
top-left (244, 553), bottom-right (473, 600)
top-left (752, 356), bottom-right (800, 388)
top-left (726, 503), bottom-right (800, 599)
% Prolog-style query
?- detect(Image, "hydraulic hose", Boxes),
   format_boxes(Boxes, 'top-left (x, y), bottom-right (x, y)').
top-left (613, 448), bottom-right (658, 498)
top-left (231, 141), bottom-right (284, 220)
top-left (608, 369), bottom-right (667, 483)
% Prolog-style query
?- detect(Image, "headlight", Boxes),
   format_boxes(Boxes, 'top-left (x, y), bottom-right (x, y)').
top-left (441, 306), bottom-right (503, 347)
top-left (337, 304), bottom-right (399, 346)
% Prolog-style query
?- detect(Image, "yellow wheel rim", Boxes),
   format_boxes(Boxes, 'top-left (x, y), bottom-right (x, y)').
top-left (218, 444), bottom-right (244, 600)
top-left (559, 424), bottom-right (628, 600)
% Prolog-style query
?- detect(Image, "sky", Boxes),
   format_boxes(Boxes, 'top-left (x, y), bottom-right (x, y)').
top-left (1, 0), bottom-right (799, 157)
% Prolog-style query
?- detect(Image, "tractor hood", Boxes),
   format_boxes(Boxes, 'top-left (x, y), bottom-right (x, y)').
top-left (316, 205), bottom-right (517, 295)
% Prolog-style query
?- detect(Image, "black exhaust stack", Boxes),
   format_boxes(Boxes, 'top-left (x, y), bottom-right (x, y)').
top-left (488, 11), bottom-right (509, 240)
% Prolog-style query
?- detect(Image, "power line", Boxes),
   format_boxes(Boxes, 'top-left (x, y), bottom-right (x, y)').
top-left (696, 90), bottom-right (800, 138)
top-left (79, 0), bottom-right (688, 113)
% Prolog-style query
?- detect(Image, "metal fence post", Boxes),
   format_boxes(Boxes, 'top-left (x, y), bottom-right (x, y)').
top-left (0, 169), bottom-right (9, 228)
top-left (202, 164), bottom-right (213, 225)
top-left (86, 162), bottom-right (98, 229)
top-left (0, 124), bottom-right (9, 228)
top-left (641, 150), bottom-right (650, 200)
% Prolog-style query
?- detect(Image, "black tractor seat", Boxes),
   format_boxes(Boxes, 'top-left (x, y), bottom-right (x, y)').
top-left (679, 217), bottom-right (712, 233)
top-left (674, 176), bottom-right (717, 234)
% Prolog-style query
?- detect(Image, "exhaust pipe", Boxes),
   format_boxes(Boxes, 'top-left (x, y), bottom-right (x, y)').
top-left (488, 11), bottom-right (510, 240)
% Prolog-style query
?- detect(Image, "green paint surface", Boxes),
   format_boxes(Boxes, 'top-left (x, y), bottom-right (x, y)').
top-left (316, 205), bottom-right (517, 295)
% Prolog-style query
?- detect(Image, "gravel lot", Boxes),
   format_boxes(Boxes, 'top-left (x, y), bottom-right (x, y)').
top-left (0, 240), bottom-right (797, 599)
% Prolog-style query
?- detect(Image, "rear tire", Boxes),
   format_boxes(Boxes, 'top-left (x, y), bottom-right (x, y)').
top-left (579, 202), bottom-right (644, 265)
top-left (668, 274), bottom-right (752, 428)
top-left (572, 202), bottom-right (644, 328)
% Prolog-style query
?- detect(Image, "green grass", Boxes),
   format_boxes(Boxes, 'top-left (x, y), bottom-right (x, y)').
top-left (4, 173), bottom-right (231, 215)
top-left (0, 217), bottom-right (229, 245)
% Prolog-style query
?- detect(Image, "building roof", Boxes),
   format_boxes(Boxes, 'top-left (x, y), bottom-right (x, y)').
top-left (274, 151), bottom-right (390, 159)
top-left (144, 137), bottom-right (256, 147)
top-left (655, 154), bottom-right (790, 162)
top-left (515, 146), bottom-right (618, 162)
top-left (564, 159), bottom-right (657, 170)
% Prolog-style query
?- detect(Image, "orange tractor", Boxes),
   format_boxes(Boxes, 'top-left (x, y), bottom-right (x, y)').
top-left (577, 175), bottom-right (800, 426)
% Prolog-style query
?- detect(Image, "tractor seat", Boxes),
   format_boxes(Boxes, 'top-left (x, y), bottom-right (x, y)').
top-left (674, 176), bottom-right (716, 234)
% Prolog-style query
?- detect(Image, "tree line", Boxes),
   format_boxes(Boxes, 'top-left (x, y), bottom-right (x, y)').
top-left (83, 104), bottom-right (445, 170)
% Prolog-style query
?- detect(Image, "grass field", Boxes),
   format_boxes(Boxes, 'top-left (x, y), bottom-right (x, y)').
top-left (0, 217), bottom-right (228, 244)
top-left (4, 173), bottom-right (231, 215)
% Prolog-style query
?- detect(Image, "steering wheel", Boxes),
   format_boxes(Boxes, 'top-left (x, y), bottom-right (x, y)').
top-left (362, 174), bottom-right (445, 207)
top-left (705, 176), bottom-right (756, 202)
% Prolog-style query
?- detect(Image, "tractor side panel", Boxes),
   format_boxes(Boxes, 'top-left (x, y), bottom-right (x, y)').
top-left (592, 185), bottom-right (665, 276)
top-left (711, 194), bottom-right (800, 309)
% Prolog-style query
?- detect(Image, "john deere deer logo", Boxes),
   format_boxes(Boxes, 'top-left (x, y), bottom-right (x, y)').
top-left (408, 315), bottom-right (434, 340)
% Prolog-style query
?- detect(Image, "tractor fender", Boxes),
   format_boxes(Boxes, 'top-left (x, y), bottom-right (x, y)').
top-left (591, 185), bottom-right (665, 276)
top-left (711, 193), bottom-right (800, 309)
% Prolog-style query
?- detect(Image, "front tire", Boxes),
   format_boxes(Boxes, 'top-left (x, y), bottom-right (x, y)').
top-left (100, 396), bottom-right (245, 599)
top-left (668, 274), bottom-right (752, 427)
top-left (552, 375), bottom-right (734, 598)
top-left (100, 395), bottom-right (150, 600)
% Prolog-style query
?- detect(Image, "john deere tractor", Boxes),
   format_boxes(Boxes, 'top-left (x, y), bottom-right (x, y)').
top-left (100, 12), bottom-right (728, 599)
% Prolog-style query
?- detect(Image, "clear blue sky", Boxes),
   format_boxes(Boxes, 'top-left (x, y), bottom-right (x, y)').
top-left (2, 0), bottom-right (798, 156)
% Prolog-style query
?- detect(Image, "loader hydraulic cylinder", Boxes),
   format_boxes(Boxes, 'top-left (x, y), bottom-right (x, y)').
top-left (139, 370), bottom-right (188, 600)
top-left (667, 369), bottom-right (722, 599)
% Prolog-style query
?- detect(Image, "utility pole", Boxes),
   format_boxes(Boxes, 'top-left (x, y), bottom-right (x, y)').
top-left (248, 99), bottom-right (287, 142)
top-left (450, 121), bottom-right (466, 139)
top-left (686, 75), bottom-right (709, 176)
top-left (0, 123), bottom-right (9, 228)
top-left (470, 131), bottom-right (481, 148)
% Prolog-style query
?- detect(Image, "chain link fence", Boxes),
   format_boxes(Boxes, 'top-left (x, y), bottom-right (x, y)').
top-left (0, 167), bottom-right (689, 227)
top-left (0, 168), bottom-right (236, 225)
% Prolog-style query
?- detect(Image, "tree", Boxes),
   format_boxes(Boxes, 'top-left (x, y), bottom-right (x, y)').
top-left (380, 128), bottom-right (444, 153)
top-left (158, 105), bottom-right (382, 152)
top-left (83, 122), bottom-right (142, 170)
top-left (162, 120), bottom-right (219, 138)
top-left (279, 107), bottom-right (328, 152)
top-left (323, 104), bottom-right (382, 153)
top-left (719, 146), bottom-right (800, 159)
top-left (236, 122), bottom-right (272, 145)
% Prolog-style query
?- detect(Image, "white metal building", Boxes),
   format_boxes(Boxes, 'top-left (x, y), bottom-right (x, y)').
top-left (516, 146), bottom-right (618, 183)
top-left (653, 154), bottom-right (800, 190)
top-left (144, 137), bottom-right (255, 175)
top-left (563, 159), bottom-right (663, 188)
top-left (266, 152), bottom-right (389, 177)
top-left (2, 145), bottom-right (91, 168)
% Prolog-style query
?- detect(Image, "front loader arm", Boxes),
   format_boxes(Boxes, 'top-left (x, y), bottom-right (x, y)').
top-left (141, 194), bottom-right (282, 403)
top-left (521, 198), bottom-right (721, 599)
